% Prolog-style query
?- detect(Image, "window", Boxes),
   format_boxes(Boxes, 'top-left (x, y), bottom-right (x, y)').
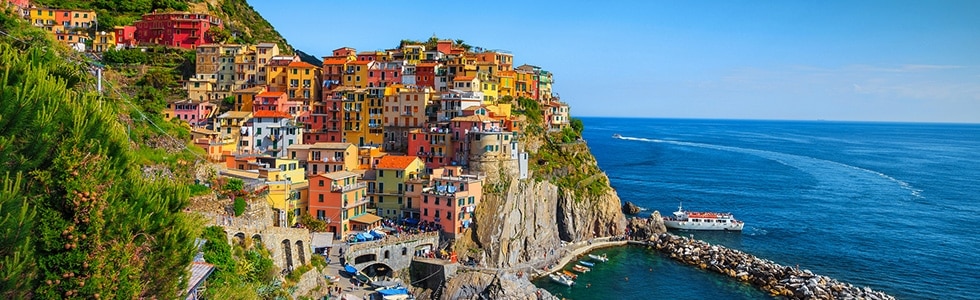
top-left (458, 198), bottom-right (464, 206)
top-left (423, 195), bottom-right (428, 203)
top-left (318, 194), bottom-right (324, 202)
top-left (423, 208), bottom-right (428, 216)
top-left (446, 211), bottom-right (451, 219)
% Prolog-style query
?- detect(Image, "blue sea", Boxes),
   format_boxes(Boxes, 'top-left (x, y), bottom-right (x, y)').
top-left (535, 118), bottom-right (980, 300)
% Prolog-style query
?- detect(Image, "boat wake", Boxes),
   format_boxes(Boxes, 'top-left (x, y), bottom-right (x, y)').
top-left (617, 136), bottom-right (924, 199)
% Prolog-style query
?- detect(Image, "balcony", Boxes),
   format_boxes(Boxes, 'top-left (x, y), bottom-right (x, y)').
top-left (331, 181), bottom-right (366, 193)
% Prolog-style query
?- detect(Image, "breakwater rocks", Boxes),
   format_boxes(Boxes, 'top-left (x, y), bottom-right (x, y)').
top-left (648, 234), bottom-right (895, 300)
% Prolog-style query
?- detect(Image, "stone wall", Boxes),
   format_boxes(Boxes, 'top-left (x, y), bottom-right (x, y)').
top-left (345, 232), bottom-right (440, 274)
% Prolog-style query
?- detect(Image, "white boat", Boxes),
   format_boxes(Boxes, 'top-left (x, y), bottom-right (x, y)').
top-left (612, 133), bottom-right (622, 139)
top-left (589, 254), bottom-right (609, 262)
top-left (549, 273), bottom-right (575, 286)
top-left (579, 260), bottom-right (595, 267)
top-left (572, 264), bottom-right (591, 273)
top-left (663, 203), bottom-right (744, 231)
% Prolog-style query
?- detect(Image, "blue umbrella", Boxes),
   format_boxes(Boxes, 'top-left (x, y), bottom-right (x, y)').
top-left (377, 287), bottom-right (409, 296)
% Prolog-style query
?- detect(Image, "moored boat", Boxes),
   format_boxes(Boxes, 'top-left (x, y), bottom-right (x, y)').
top-left (588, 254), bottom-right (609, 262)
top-left (662, 203), bottom-right (744, 231)
top-left (562, 270), bottom-right (578, 279)
top-left (572, 264), bottom-right (591, 273)
top-left (579, 260), bottom-right (595, 267)
top-left (549, 273), bottom-right (575, 286)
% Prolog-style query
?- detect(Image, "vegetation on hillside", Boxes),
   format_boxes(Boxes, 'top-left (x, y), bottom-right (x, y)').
top-left (0, 10), bottom-right (200, 298)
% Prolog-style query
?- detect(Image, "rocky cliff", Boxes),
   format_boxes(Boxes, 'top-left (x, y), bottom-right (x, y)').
top-left (435, 129), bottom-right (628, 299)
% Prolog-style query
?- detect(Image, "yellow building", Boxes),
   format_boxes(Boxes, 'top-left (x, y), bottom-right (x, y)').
top-left (232, 85), bottom-right (265, 112)
top-left (286, 61), bottom-right (319, 107)
top-left (336, 87), bottom-right (384, 147)
top-left (255, 42), bottom-right (281, 85)
top-left (371, 155), bottom-right (425, 219)
top-left (235, 46), bottom-right (258, 91)
top-left (214, 111), bottom-right (253, 154)
top-left (343, 60), bottom-right (374, 89)
top-left (401, 44), bottom-right (424, 65)
top-left (29, 8), bottom-right (57, 30)
top-left (286, 142), bottom-right (360, 176)
top-left (497, 70), bottom-right (515, 99)
top-left (92, 31), bottom-right (115, 52)
top-left (477, 72), bottom-right (499, 104)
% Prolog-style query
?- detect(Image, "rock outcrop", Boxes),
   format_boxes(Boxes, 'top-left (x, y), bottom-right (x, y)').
top-left (622, 201), bottom-right (642, 215)
top-left (626, 211), bottom-right (668, 241)
top-left (440, 272), bottom-right (557, 300)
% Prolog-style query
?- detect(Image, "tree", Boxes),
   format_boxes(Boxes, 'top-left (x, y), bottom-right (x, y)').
top-left (570, 118), bottom-right (585, 136)
top-left (224, 178), bottom-right (244, 193)
top-left (0, 39), bottom-right (199, 298)
top-left (207, 27), bottom-right (231, 44)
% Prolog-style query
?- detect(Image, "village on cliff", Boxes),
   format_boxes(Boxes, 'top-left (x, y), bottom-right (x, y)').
top-left (16, 2), bottom-right (570, 243)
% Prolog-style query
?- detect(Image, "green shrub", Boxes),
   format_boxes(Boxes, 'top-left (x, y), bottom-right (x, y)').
top-left (188, 183), bottom-right (211, 196)
top-left (233, 197), bottom-right (246, 216)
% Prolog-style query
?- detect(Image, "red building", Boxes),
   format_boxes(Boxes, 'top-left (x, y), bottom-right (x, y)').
top-left (133, 12), bottom-right (222, 49)
top-left (304, 90), bottom-right (344, 144)
top-left (113, 25), bottom-right (137, 47)
top-left (407, 127), bottom-right (456, 172)
top-left (415, 62), bottom-right (440, 90)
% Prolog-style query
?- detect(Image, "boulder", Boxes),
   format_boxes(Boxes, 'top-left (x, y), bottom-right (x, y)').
top-left (622, 201), bottom-right (642, 215)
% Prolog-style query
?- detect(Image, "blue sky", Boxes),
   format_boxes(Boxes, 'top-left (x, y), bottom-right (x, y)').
top-left (251, 0), bottom-right (980, 123)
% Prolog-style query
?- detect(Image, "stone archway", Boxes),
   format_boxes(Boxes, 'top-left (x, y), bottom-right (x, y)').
top-left (282, 239), bottom-right (294, 271)
top-left (362, 262), bottom-right (393, 278)
top-left (295, 240), bottom-right (306, 265)
top-left (354, 253), bottom-right (377, 265)
top-left (234, 232), bottom-right (246, 245)
top-left (252, 234), bottom-right (262, 246)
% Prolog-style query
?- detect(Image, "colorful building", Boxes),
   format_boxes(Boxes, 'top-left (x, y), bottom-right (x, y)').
top-left (214, 111), bottom-right (253, 155)
top-left (133, 12), bottom-right (222, 49)
top-left (113, 26), bottom-right (137, 48)
top-left (92, 31), bottom-right (116, 52)
top-left (438, 90), bottom-right (484, 122)
top-left (285, 61), bottom-right (319, 107)
top-left (232, 85), bottom-right (266, 112)
top-left (382, 85), bottom-right (433, 152)
top-left (253, 91), bottom-right (302, 116)
top-left (305, 92), bottom-right (344, 143)
top-left (308, 171), bottom-right (375, 239)
top-left (250, 110), bottom-right (302, 158)
top-left (287, 142), bottom-right (359, 177)
top-left (168, 100), bottom-right (216, 127)
top-left (419, 169), bottom-right (483, 238)
top-left (407, 127), bottom-right (456, 171)
top-left (370, 155), bottom-right (424, 219)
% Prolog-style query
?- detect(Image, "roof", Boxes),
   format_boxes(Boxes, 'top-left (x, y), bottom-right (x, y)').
top-left (348, 60), bottom-right (372, 65)
top-left (288, 61), bottom-right (317, 68)
top-left (453, 75), bottom-right (475, 81)
top-left (185, 262), bottom-right (215, 298)
top-left (349, 213), bottom-right (383, 225)
top-left (257, 91), bottom-right (286, 98)
top-left (417, 62), bottom-right (439, 67)
top-left (234, 85), bottom-right (267, 94)
top-left (321, 170), bottom-right (359, 180)
top-left (322, 58), bottom-right (349, 65)
top-left (311, 142), bottom-right (354, 150)
top-left (310, 233), bottom-right (334, 248)
top-left (257, 42), bottom-right (278, 48)
top-left (218, 111), bottom-right (252, 119)
top-left (252, 110), bottom-right (292, 118)
top-left (452, 114), bottom-right (496, 123)
top-left (375, 155), bottom-right (420, 170)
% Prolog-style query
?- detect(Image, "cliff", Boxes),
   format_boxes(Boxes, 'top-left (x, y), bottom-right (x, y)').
top-left (439, 126), bottom-right (629, 298)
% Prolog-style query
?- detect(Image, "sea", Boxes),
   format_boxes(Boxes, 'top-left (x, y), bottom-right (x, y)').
top-left (534, 118), bottom-right (980, 300)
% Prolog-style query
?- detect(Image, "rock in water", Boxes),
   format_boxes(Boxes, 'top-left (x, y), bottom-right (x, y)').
top-left (623, 201), bottom-right (642, 215)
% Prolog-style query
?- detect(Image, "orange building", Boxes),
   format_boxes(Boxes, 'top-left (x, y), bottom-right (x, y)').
top-left (308, 171), bottom-right (378, 239)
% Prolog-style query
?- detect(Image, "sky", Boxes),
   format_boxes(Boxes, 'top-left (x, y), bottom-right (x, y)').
top-left (250, 0), bottom-right (980, 123)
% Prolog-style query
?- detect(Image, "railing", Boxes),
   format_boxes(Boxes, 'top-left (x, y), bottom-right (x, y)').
top-left (331, 181), bottom-right (366, 192)
top-left (347, 231), bottom-right (439, 253)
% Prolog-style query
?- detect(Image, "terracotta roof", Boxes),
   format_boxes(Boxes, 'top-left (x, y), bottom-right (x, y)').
top-left (374, 155), bottom-right (420, 170)
top-left (257, 91), bottom-right (286, 98)
top-left (417, 62), bottom-right (438, 67)
top-left (234, 86), bottom-right (267, 94)
top-left (252, 110), bottom-right (292, 118)
top-left (288, 61), bottom-right (317, 68)
top-left (349, 60), bottom-right (372, 65)
top-left (454, 75), bottom-right (475, 81)
top-left (322, 59), bottom-right (349, 65)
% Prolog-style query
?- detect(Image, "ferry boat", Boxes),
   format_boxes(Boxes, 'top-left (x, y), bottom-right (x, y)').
top-left (663, 203), bottom-right (744, 231)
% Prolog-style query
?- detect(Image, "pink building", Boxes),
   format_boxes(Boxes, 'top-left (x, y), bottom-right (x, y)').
top-left (253, 91), bottom-right (301, 115)
top-left (419, 167), bottom-right (482, 238)
top-left (170, 100), bottom-right (216, 127)
top-left (407, 127), bottom-right (456, 171)
top-left (133, 12), bottom-right (222, 49)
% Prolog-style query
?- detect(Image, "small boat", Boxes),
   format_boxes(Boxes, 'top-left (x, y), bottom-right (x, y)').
top-left (612, 133), bottom-right (622, 139)
top-left (572, 264), bottom-right (591, 273)
top-left (579, 261), bottom-right (595, 267)
top-left (562, 270), bottom-right (578, 280)
top-left (549, 273), bottom-right (575, 286)
top-left (589, 254), bottom-right (609, 262)
top-left (662, 202), bottom-right (745, 231)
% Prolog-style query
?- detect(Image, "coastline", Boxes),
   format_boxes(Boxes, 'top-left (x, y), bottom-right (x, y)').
top-left (530, 238), bottom-right (628, 280)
